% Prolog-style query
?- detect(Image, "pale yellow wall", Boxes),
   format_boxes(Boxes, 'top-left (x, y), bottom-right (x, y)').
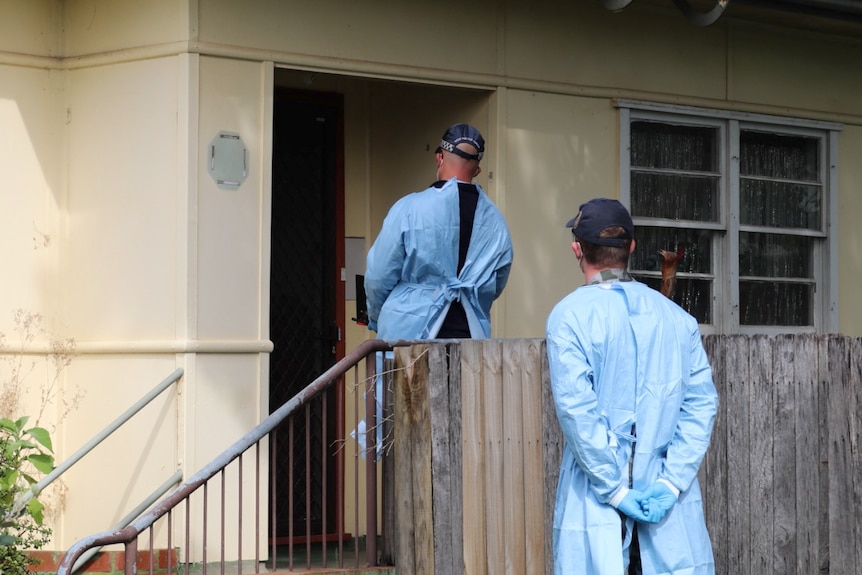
top-left (196, 56), bottom-right (266, 342)
top-left (63, 57), bottom-right (180, 340)
top-left (197, 0), bottom-right (500, 76)
top-left (368, 82), bottom-right (491, 234)
top-left (58, 357), bottom-right (179, 542)
top-left (0, 0), bottom-right (59, 57)
top-left (1, 3), bottom-right (265, 552)
top-left (729, 27), bottom-right (862, 114)
top-left (0, 0), bottom-right (67, 543)
top-left (51, 54), bottom-right (184, 546)
top-left (504, 0), bottom-right (729, 99)
top-left (0, 64), bottom-right (64, 325)
top-left (63, 0), bottom-right (191, 57)
top-left (503, 92), bottom-right (620, 338)
top-left (838, 125), bottom-right (862, 336)
top-left (47, 52), bottom-right (270, 555)
top-left (3, 0), bottom-right (862, 560)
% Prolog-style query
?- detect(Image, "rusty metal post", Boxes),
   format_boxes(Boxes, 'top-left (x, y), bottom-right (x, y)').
top-left (124, 539), bottom-right (137, 575)
top-left (365, 353), bottom-right (378, 565)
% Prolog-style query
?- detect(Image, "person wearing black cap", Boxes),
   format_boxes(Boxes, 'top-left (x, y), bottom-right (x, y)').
top-left (364, 123), bottom-right (513, 340)
top-left (545, 198), bottom-right (718, 575)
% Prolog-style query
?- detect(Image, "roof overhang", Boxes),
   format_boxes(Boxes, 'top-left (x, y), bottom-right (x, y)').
top-left (603, 0), bottom-right (862, 30)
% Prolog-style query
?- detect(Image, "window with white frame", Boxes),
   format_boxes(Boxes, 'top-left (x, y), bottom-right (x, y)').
top-left (618, 101), bottom-right (840, 334)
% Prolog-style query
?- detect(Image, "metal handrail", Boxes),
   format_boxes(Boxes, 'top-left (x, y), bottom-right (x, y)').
top-left (12, 368), bottom-right (185, 516)
top-left (71, 469), bottom-right (184, 573)
top-left (56, 339), bottom-right (401, 575)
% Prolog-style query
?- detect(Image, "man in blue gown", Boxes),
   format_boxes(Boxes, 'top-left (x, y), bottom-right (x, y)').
top-left (546, 198), bottom-right (718, 574)
top-left (365, 123), bottom-right (513, 340)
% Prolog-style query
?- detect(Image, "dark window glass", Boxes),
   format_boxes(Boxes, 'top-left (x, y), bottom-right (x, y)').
top-left (740, 179), bottom-right (821, 230)
top-left (632, 121), bottom-right (717, 172)
top-left (739, 281), bottom-right (813, 326)
top-left (631, 172), bottom-right (719, 222)
top-left (637, 276), bottom-right (713, 324)
top-left (631, 122), bottom-right (720, 223)
top-left (630, 226), bottom-right (713, 324)
top-left (740, 131), bottom-right (819, 181)
top-left (630, 226), bottom-right (712, 275)
top-left (739, 232), bottom-right (813, 279)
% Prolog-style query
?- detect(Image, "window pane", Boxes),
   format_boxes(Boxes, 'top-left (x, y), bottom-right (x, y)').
top-left (739, 280), bottom-right (813, 326)
top-left (630, 226), bottom-right (713, 324)
top-left (638, 276), bottom-right (712, 324)
top-left (740, 131), bottom-right (820, 181)
top-left (631, 172), bottom-right (719, 222)
top-left (740, 179), bottom-right (821, 230)
top-left (739, 232), bottom-right (813, 278)
top-left (738, 131), bottom-right (821, 328)
top-left (632, 121), bottom-right (717, 171)
top-left (631, 226), bottom-right (712, 275)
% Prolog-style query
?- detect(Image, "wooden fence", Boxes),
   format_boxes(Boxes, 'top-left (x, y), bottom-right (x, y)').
top-left (385, 335), bottom-right (862, 575)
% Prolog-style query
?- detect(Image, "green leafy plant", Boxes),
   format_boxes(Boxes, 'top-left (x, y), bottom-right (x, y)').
top-left (0, 310), bottom-right (78, 574)
top-left (0, 416), bottom-right (54, 574)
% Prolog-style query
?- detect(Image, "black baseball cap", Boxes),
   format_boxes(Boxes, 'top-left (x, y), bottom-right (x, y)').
top-left (435, 123), bottom-right (484, 161)
top-left (565, 198), bottom-right (634, 247)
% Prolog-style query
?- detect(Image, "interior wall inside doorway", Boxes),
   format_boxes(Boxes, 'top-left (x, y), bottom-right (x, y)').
top-left (273, 69), bottom-right (492, 242)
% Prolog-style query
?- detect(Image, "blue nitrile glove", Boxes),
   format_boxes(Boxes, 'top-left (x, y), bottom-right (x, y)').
top-left (640, 480), bottom-right (679, 523)
top-left (610, 487), bottom-right (649, 521)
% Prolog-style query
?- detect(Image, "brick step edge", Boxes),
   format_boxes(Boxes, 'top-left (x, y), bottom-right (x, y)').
top-left (27, 549), bottom-right (179, 574)
top-left (267, 570), bottom-right (395, 575)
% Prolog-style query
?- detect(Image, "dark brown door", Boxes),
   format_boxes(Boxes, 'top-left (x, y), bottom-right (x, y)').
top-left (269, 88), bottom-right (345, 543)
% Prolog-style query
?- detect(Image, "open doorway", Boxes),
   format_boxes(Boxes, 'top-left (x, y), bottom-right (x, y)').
top-left (267, 69), bottom-right (493, 547)
top-left (269, 87), bottom-right (345, 543)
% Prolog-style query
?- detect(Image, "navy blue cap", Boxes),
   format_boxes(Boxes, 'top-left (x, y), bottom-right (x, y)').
top-left (566, 198), bottom-right (634, 247)
top-left (436, 123), bottom-right (484, 161)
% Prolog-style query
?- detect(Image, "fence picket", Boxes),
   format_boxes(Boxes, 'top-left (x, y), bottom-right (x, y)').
top-left (849, 337), bottom-right (862, 575)
top-left (826, 336), bottom-right (853, 574)
top-left (482, 340), bottom-right (505, 575)
top-left (460, 340), bottom-right (488, 575)
top-left (794, 334), bottom-right (818, 574)
top-left (428, 344), bottom-right (457, 575)
top-left (749, 334), bottom-right (775, 573)
top-left (502, 340), bottom-right (527, 575)
top-left (817, 335), bottom-right (831, 573)
top-left (520, 339), bottom-right (547, 575)
top-left (773, 335), bottom-right (797, 573)
top-left (723, 334), bottom-right (749, 575)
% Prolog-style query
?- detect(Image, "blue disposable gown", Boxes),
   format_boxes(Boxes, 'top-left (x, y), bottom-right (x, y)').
top-left (545, 279), bottom-right (718, 575)
top-left (365, 178), bottom-right (513, 339)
